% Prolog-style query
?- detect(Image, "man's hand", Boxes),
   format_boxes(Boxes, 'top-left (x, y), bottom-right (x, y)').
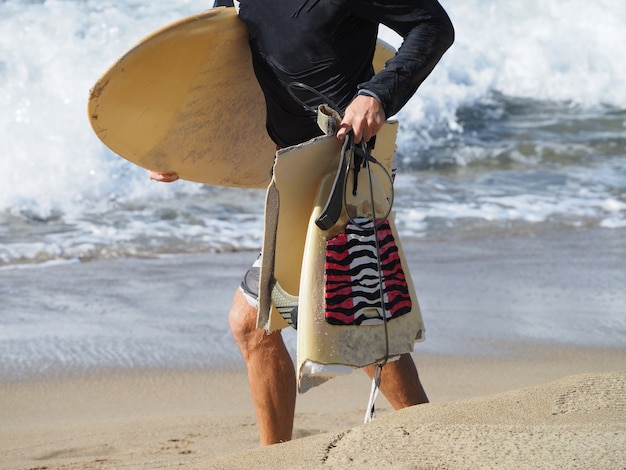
top-left (148, 171), bottom-right (179, 182)
top-left (336, 94), bottom-right (386, 144)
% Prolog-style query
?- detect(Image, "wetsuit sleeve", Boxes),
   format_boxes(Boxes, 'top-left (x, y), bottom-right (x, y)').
top-left (351, 0), bottom-right (455, 118)
top-left (213, 0), bottom-right (234, 7)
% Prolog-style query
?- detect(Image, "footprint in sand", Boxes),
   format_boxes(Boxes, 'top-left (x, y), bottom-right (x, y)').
top-left (552, 372), bottom-right (626, 415)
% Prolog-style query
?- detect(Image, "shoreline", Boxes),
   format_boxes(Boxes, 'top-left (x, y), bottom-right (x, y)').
top-left (2, 339), bottom-right (625, 388)
top-left (2, 226), bottom-right (625, 382)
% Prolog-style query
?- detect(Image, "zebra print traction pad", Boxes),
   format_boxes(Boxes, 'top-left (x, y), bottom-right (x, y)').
top-left (324, 218), bottom-right (412, 326)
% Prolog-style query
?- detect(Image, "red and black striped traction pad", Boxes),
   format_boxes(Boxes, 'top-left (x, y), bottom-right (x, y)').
top-left (324, 218), bottom-right (412, 326)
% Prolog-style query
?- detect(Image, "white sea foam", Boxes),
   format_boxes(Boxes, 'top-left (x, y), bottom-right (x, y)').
top-left (1, 0), bottom-right (205, 216)
top-left (383, 0), bottom-right (626, 150)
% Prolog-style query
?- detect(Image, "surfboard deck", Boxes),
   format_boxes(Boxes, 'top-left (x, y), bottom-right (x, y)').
top-left (297, 131), bottom-right (424, 392)
top-left (88, 6), bottom-right (396, 188)
top-left (256, 122), bottom-right (425, 392)
top-left (298, 209), bottom-right (423, 392)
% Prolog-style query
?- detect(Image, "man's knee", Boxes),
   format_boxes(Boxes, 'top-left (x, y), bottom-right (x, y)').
top-left (229, 289), bottom-right (257, 334)
top-left (229, 289), bottom-right (270, 358)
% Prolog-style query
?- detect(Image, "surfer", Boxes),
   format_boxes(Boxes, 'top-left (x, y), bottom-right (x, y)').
top-left (150, 0), bottom-right (454, 445)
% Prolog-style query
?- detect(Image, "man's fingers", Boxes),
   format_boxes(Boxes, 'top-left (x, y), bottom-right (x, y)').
top-left (337, 95), bottom-right (385, 144)
top-left (336, 123), bottom-right (350, 142)
top-left (337, 120), bottom-right (372, 144)
top-left (148, 170), bottom-right (179, 183)
top-left (337, 115), bottom-right (366, 143)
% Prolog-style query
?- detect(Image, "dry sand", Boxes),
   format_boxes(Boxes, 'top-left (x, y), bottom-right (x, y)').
top-left (2, 346), bottom-right (624, 469)
top-left (211, 370), bottom-right (626, 470)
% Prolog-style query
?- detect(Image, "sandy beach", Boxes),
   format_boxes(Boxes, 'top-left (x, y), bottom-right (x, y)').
top-left (2, 351), bottom-right (625, 469)
top-left (2, 227), bottom-right (625, 469)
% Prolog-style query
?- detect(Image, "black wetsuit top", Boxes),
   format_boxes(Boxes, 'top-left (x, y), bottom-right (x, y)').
top-left (214, 0), bottom-right (454, 148)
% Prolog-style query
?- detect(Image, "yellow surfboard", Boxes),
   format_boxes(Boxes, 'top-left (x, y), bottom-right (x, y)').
top-left (257, 122), bottom-right (425, 392)
top-left (88, 7), bottom-right (273, 188)
top-left (88, 6), bottom-right (396, 188)
top-left (298, 191), bottom-right (424, 393)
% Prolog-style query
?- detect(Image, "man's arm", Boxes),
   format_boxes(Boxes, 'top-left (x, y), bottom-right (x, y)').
top-left (354, 0), bottom-right (455, 119)
top-left (338, 0), bottom-right (453, 144)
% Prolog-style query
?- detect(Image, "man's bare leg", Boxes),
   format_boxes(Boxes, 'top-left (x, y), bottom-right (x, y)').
top-left (363, 353), bottom-right (428, 408)
top-left (228, 289), bottom-right (296, 445)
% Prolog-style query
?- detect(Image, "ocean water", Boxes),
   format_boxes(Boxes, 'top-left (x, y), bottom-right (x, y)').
top-left (1, 0), bottom-right (625, 378)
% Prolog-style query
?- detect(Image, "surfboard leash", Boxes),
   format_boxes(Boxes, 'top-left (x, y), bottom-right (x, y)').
top-left (286, 81), bottom-right (343, 117)
top-left (321, 132), bottom-right (395, 423)
top-left (365, 361), bottom-right (384, 423)
top-left (358, 140), bottom-right (393, 423)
